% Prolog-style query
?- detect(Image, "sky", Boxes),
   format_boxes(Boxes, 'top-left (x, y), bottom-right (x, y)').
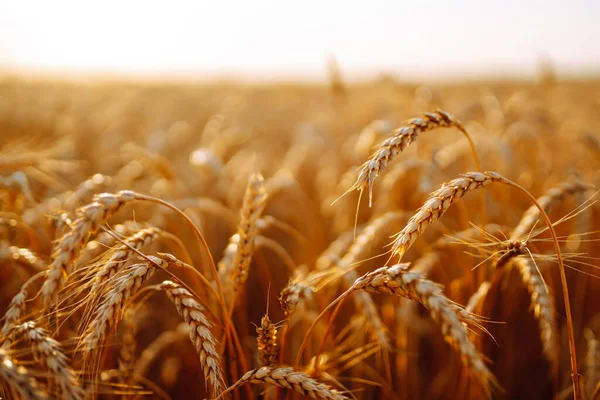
top-left (0, 0), bottom-right (598, 81)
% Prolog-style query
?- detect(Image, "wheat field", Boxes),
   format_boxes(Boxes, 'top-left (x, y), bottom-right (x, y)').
top-left (0, 74), bottom-right (599, 399)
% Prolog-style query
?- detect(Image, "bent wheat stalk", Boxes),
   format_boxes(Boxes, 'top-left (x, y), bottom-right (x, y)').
top-left (391, 170), bottom-right (581, 397)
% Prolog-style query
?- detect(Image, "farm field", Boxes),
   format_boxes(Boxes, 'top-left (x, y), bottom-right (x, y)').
top-left (1, 76), bottom-right (600, 399)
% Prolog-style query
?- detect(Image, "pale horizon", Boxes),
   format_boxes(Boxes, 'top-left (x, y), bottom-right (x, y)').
top-left (1, 0), bottom-right (598, 82)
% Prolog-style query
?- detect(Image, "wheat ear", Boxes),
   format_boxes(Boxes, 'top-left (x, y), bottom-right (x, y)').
top-left (330, 212), bottom-right (406, 349)
top-left (348, 109), bottom-right (478, 206)
top-left (316, 228), bottom-right (358, 271)
top-left (230, 172), bottom-right (268, 292)
top-left (41, 190), bottom-right (136, 308)
top-left (0, 243), bottom-right (46, 272)
top-left (392, 171), bottom-right (503, 258)
top-left (512, 257), bottom-right (557, 363)
top-left (352, 263), bottom-right (498, 396)
top-left (585, 328), bottom-right (600, 398)
top-left (89, 226), bottom-right (161, 297)
top-left (1, 287), bottom-right (28, 342)
top-left (22, 173), bottom-right (112, 226)
top-left (510, 179), bottom-right (594, 241)
top-left (0, 348), bottom-right (49, 399)
top-left (154, 280), bottom-right (224, 396)
top-left (81, 258), bottom-right (161, 357)
top-left (9, 321), bottom-right (83, 400)
top-left (118, 308), bottom-right (137, 386)
top-left (216, 366), bottom-right (348, 400)
top-left (279, 279), bottom-right (313, 317)
top-left (256, 314), bottom-right (278, 366)
top-left (465, 281), bottom-right (492, 314)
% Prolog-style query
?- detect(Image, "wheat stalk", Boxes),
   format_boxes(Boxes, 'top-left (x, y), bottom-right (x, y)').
top-left (343, 269), bottom-right (389, 349)
top-left (133, 323), bottom-right (189, 379)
